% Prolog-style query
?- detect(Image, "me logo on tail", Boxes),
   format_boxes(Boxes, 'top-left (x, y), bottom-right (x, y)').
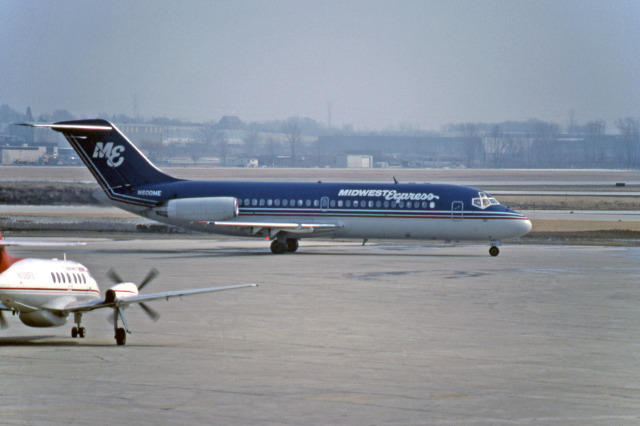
top-left (92, 142), bottom-right (125, 168)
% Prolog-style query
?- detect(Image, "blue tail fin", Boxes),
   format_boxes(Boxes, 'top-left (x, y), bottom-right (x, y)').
top-left (50, 119), bottom-right (178, 207)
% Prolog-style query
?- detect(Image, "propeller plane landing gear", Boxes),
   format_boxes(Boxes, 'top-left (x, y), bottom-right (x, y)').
top-left (489, 245), bottom-right (500, 257)
top-left (71, 312), bottom-right (86, 338)
top-left (113, 307), bottom-right (129, 346)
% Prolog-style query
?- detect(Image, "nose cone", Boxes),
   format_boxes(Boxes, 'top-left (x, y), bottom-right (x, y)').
top-left (505, 208), bottom-right (532, 238)
top-left (515, 217), bottom-right (532, 237)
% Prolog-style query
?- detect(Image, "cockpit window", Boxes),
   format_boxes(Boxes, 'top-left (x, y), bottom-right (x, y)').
top-left (472, 192), bottom-right (500, 209)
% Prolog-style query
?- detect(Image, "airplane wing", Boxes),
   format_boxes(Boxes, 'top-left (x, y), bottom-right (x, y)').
top-left (58, 283), bottom-right (257, 313)
top-left (195, 220), bottom-right (342, 237)
top-left (0, 240), bottom-right (86, 247)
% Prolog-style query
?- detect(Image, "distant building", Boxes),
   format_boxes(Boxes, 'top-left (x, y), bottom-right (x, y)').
top-left (217, 116), bottom-right (245, 130)
top-left (0, 146), bottom-right (48, 165)
top-left (336, 154), bottom-right (373, 168)
top-left (118, 124), bottom-right (163, 146)
top-left (318, 135), bottom-right (469, 167)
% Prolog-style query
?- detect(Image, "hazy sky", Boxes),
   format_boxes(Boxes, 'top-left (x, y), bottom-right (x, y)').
top-left (2, 0), bottom-right (639, 130)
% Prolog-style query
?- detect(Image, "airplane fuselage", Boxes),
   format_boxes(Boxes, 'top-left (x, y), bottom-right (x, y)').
top-left (112, 180), bottom-right (531, 243)
top-left (0, 258), bottom-right (100, 327)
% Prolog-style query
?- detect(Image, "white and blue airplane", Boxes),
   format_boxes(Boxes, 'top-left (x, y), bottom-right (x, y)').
top-left (0, 232), bottom-right (256, 345)
top-left (24, 119), bottom-right (531, 256)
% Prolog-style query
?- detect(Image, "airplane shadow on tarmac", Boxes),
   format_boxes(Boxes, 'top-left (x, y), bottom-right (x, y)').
top-left (0, 335), bottom-right (167, 347)
top-left (84, 245), bottom-right (485, 261)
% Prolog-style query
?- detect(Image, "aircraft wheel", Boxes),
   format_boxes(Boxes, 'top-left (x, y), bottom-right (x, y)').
top-left (79, 327), bottom-right (86, 338)
top-left (115, 327), bottom-right (126, 345)
top-left (489, 246), bottom-right (500, 257)
top-left (286, 239), bottom-right (299, 253)
top-left (71, 327), bottom-right (78, 338)
top-left (270, 240), bottom-right (287, 254)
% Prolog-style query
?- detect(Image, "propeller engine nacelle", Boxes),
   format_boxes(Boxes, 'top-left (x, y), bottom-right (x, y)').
top-left (19, 310), bottom-right (67, 327)
top-left (162, 197), bottom-right (239, 222)
top-left (105, 282), bottom-right (139, 302)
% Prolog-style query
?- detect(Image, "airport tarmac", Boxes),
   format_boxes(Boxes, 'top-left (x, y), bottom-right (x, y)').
top-left (1, 238), bottom-right (640, 424)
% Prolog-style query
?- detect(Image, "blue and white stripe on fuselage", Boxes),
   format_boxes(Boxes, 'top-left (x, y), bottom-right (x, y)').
top-left (132, 181), bottom-right (531, 246)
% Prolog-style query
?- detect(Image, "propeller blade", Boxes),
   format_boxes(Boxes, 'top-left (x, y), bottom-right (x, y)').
top-left (107, 268), bottom-right (124, 284)
top-left (138, 268), bottom-right (159, 291)
top-left (139, 303), bottom-right (160, 321)
top-left (0, 311), bottom-right (8, 329)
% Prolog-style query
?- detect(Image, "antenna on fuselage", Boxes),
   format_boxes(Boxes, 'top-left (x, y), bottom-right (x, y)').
top-left (393, 176), bottom-right (399, 184)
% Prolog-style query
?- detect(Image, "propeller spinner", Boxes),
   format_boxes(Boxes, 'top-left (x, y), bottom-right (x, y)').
top-left (107, 267), bottom-right (161, 321)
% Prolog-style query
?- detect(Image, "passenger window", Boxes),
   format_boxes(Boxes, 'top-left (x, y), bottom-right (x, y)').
top-left (274, 199), bottom-right (281, 206)
top-left (384, 201), bottom-right (389, 208)
top-left (51, 272), bottom-right (56, 283)
top-left (391, 201), bottom-right (397, 208)
top-left (330, 200), bottom-right (336, 207)
top-left (353, 200), bottom-right (359, 208)
top-left (337, 200), bottom-right (343, 207)
top-left (259, 199), bottom-right (265, 206)
top-left (61, 273), bottom-right (65, 284)
top-left (297, 199), bottom-right (303, 207)
top-left (252, 199), bottom-right (258, 206)
top-left (67, 273), bottom-right (72, 283)
top-left (282, 199), bottom-right (288, 207)
top-left (368, 200), bottom-right (374, 208)
top-left (346, 200), bottom-right (351, 207)
top-left (406, 201), bottom-right (412, 208)
top-left (290, 199), bottom-right (296, 206)
top-left (305, 200), bottom-right (311, 207)
top-left (376, 200), bottom-right (381, 208)
top-left (430, 202), bottom-right (436, 209)
top-left (313, 200), bottom-right (319, 207)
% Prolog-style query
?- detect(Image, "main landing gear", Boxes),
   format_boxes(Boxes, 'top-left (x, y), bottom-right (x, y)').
top-left (489, 245), bottom-right (500, 257)
top-left (71, 312), bottom-right (86, 338)
top-left (113, 306), bottom-right (130, 346)
top-left (270, 238), bottom-right (299, 254)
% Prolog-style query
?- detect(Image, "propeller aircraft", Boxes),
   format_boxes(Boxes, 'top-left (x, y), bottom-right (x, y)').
top-left (0, 232), bottom-right (256, 345)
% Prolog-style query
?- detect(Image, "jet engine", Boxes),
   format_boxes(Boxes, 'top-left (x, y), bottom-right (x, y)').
top-left (162, 197), bottom-right (239, 222)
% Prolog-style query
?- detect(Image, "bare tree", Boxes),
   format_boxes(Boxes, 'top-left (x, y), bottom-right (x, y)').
top-left (244, 130), bottom-right (259, 158)
top-left (615, 117), bottom-right (640, 168)
top-left (215, 131), bottom-right (229, 167)
top-left (282, 118), bottom-right (301, 167)
top-left (584, 119), bottom-right (606, 167)
top-left (266, 136), bottom-right (277, 167)
top-left (196, 125), bottom-right (216, 146)
top-left (488, 125), bottom-right (508, 168)
top-left (531, 121), bottom-right (560, 167)
top-left (452, 123), bottom-right (483, 167)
